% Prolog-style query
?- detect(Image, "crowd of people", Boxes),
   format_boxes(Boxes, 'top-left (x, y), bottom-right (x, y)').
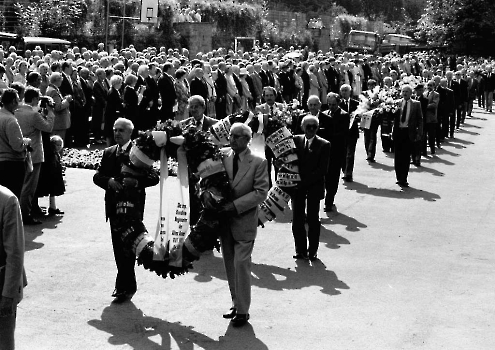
top-left (0, 40), bottom-right (492, 342)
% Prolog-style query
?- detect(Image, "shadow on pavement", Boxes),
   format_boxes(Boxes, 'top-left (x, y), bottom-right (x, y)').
top-left (318, 226), bottom-right (350, 249)
top-left (321, 212), bottom-right (367, 232)
top-left (342, 181), bottom-right (440, 201)
top-left (192, 254), bottom-right (348, 296)
top-left (24, 214), bottom-right (63, 252)
top-left (88, 302), bottom-right (268, 350)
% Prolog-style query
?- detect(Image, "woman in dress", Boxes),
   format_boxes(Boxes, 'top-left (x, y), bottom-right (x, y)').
top-left (174, 69), bottom-right (190, 121)
top-left (104, 75), bottom-right (124, 146)
top-left (308, 64), bottom-right (320, 97)
top-left (13, 60), bottom-right (28, 85)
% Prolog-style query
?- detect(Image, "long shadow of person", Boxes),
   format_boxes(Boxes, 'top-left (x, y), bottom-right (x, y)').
top-left (321, 212), bottom-right (367, 232)
top-left (88, 303), bottom-right (268, 350)
top-left (23, 214), bottom-right (63, 252)
top-left (318, 226), bottom-right (350, 249)
top-left (341, 181), bottom-right (440, 202)
top-left (191, 254), bottom-right (348, 296)
top-left (409, 164), bottom-right (446, 176)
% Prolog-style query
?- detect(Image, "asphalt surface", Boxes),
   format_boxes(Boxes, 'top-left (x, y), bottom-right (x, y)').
top-left (16, 105), bottom-right (495, 349)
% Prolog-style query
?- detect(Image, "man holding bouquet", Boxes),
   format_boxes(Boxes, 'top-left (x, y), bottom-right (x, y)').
top-left (219, 123), bottom-right (269, 327)
top-left (93, 118), bottom-right (159, 303)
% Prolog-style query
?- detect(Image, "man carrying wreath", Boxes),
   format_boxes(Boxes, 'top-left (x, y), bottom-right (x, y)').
top-left (219, 123), bottom-right (269, 327)
top-left (93, 118), bottom-right (159, 303)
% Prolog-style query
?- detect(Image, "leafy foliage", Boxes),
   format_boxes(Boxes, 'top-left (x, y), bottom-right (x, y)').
top-left (416, 0), bottom-right (495, 54)
top-left (15, 0), bottom-right (87, 38)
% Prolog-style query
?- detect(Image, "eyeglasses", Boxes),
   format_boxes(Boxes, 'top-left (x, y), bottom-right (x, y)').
top-left (305, 124), bottom-right (318, 129)
top-left (229, 134), bottom-right (247, 139)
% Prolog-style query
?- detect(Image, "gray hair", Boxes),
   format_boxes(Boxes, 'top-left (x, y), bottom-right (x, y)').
top-left (114, 117), bottom-right (134, 131)
top-left (230, 122), bottom-right (252, 141)
top-left (49, 72), bottom-right (63, 84)
top-left (301, 115), bottom-right (319, 128)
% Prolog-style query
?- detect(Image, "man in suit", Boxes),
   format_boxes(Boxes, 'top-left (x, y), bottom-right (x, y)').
top-left (291, 115), bottom-right (330, 261)
top-left (412, 84), bottom-right (428, 166)
top-left (16, 87), bottom-right (55, 224)
top-left (422, 81), bottom-right (439, 156)
top-left (219, 122), bottom-right (269, 327)
top-left (157, 62), bottom-right (176, 121)
top-left (339, 84), bottom-right (360, 182)
top-left (59, 61), bottom-right (75, 146)
top-left (215, 62), bottom-right (228, 120)
top-left (0, 185), bottom-right (28, 350)
top-left (483, 66), bottom-right (495, 113)
top-left (393, 85), bottom-right (423, 187)
top-left (438, 78), bottom-right (456, 140)
top-left (79, 68), bottom-right (94, 147)
top-left (446, 71), bottom-right (461, 137)
top-left (324, 92), bottom-right (349, 212)
top-left (325, 57), bottom-right (340, 93)
top-left (93, 118), bottom-right (159, 303)
top-left (184, 95), bottom-right (217, 225)
top-left (250, 64), bottom-right (263, 105)
top-left (91, 68), bottom-right (108, 143)
top-left (255, 86), bottom-right (285, 188)
top-left (190, 67), bottom-right (209, 103)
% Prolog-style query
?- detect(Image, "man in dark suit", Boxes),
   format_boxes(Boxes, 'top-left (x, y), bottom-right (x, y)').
top-left (291, 115), bottom-right (330, 261)
top-left (215, 62), bottom-right (228, 119)
top-left (60, 61), bottom-right (74, 146)
top-left (324, 92), bottom-right (349, 212)
top-left (483, 66), bottom-right (495, 112)
top-left (421, 81), bottom-right (439, 157)
top-left (93, 118), bottom-right (159, 302)
top-left (339, 84), bottom-right (360, 182)
top-left (79, 67), bottom-right (94, 147)
top-left (325, 58), bottom-right (340, 93)
top-left (393, 86), bottom-right (423, 187)
top-left (446, 71), bottom-right (461, 137)
top-left (158, 62), bottom-right (176, 121)
top-left (92, 68), bottom-right (108, 143)
top-left (190, 67), bottom-right (209, 103)
top-left (219, 122), bottom-right (269, 327)
top-left (438, 78), bottom-right (456, 140)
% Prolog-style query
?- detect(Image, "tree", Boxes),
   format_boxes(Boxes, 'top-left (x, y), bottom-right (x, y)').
top-left (416, 0), bottom-right (495, 54)
top-left (15, 0), bottom-right (87, 39)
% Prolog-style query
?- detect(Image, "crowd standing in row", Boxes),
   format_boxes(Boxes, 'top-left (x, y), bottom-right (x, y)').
top-left (0, 41), bottom-right (492, 340)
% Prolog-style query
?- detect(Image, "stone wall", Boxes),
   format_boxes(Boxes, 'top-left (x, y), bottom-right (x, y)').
top-left (173, 22), bottom-right (213, 57)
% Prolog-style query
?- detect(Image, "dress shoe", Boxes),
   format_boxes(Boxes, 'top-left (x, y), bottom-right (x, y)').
top-left (231, 314), bottom-right (249, 327)
top-left (293, 253), bottom-right (309, 260)
top-left (309, 255), bottom-right (318, 262)
top-left (398, 181), bottom-right (409, 188)
top-left (31, 206), bottom-right (45, 216)
top-left (23, 216), bottom-right (42, 225)
top-left (223, 307), bottom-right (237, 319)
top-left (48, 208), bottom-right (64, 216)
top-left (367, 158), bottom-right (376, 163)
top-left (111, 290), bottom-right (134, 303)
top-left (342, 175), bottom-right (353, 182)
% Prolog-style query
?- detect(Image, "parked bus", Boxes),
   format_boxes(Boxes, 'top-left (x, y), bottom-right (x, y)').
top-left (379, 33), bottom-right (416, 55)
top-left (346, 30), bottom-right (380, 53)
top-left (0, 32), bottom-right (70, 55)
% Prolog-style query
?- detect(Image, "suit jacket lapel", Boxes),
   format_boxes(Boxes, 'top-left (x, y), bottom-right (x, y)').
top-left (232, 149), bottom-right (252, 188)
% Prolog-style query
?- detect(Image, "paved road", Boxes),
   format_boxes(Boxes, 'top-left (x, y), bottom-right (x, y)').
top-left (16, 106), bottom-right (495, 349)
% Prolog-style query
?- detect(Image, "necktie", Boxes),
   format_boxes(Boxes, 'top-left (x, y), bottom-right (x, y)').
top-left (117, 145), bottom-right (123, 156)
top-left (270, 106), bottom-right (274, 116)
top-left (304, 139), bottom-right (310, 154)
top-left (401, 101), bottom-right (408, 123)
top-left (233, 152), bottom-right (239, 178)
top-left (196, 119), bottom-right (202, 130)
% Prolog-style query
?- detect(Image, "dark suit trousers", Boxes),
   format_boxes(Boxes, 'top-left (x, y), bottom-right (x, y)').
top-left (422, 123), bottom-right (436, 154)
top-left (110, 218), bottom-right (137, 293)
top-left (0, 160), bottom-right (26, 199)
top-left (291, 190), bottom-right (321, 256)
top-left (394, 128), bottom-right (412, 183)
top-left (343, 136), bottom-right (358, 177)
top-left (215, 98), bottom-right (227, 120)
top-left (363, 117), bottom-right (380, 160)
top-left (325, 147), bottom-right (345, 207)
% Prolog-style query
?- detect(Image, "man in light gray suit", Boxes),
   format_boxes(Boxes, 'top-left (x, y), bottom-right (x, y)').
top-left (219, 122), bottom-right (269, 327)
